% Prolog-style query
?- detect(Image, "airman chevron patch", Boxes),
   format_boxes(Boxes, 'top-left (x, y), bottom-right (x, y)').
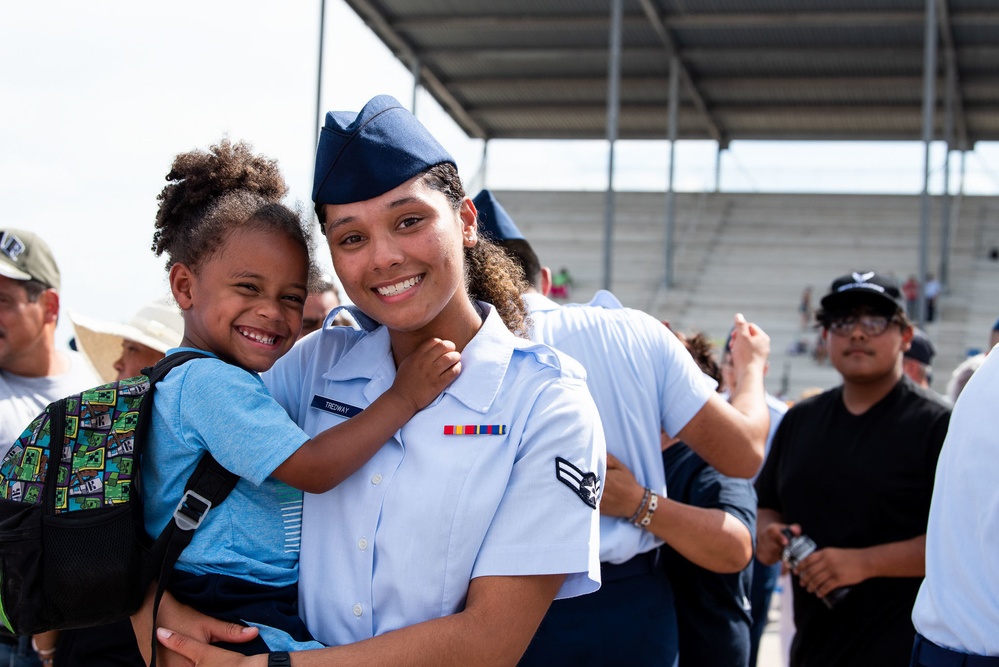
top-left (555, 457), bottom-right (600, 509)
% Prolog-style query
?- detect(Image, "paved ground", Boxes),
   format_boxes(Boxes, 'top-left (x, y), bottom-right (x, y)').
top-left (757, 575), bottom-right (792, 667)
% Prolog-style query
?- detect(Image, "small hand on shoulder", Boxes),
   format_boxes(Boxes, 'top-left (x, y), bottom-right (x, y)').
top-left (391, 337), bottom-right (462, 413)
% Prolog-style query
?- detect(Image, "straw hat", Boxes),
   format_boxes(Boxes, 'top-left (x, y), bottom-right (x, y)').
top-left (71, 300), bottom-right (185, 383)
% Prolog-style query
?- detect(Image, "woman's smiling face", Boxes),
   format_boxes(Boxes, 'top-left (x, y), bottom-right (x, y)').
top-left (322, 174), bottom-right (479, 344)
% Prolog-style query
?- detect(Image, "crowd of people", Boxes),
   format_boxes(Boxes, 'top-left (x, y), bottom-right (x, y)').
top-left (0, 94), bottom-right (996, 667)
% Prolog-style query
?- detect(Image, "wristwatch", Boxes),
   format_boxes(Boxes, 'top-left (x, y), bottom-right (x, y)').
top-left (267, 652), bottom-right (292, 666)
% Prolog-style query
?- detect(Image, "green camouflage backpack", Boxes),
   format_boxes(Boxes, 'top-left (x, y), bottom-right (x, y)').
top-left (0, 351), bottom-right (237, 637)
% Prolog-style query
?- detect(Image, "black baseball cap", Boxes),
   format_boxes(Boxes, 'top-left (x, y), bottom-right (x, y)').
top-left (820, 271), bottom-right (905, 314)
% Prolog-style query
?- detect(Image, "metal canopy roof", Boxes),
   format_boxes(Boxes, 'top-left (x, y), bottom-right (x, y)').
top-left (342, 0), bottom-right (999, 147)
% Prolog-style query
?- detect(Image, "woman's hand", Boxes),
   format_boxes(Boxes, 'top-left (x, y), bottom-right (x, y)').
top-left (131, 586), bottom-right (259, 667)
top-left (155, 628), bottom-right (265, 667)
top-left (599, 453), bottom-right (646, 518)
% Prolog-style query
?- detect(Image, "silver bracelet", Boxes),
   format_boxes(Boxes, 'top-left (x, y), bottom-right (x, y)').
top-left (638, 492), bottom-right (659, 528)
top-left (629, 487), bottom-right (651, 525)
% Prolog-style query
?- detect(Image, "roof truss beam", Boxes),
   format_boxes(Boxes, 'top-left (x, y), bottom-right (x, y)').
top-left (344, 0), bottom-right (488, 138)
top-left (936, 0), bottom-right (970, 150)
top-left (390, 10), bottom-right (999, 32)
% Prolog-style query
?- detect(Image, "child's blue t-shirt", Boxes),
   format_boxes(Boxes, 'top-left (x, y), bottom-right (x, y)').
top-left (142, 349), bottom-right (310, 587)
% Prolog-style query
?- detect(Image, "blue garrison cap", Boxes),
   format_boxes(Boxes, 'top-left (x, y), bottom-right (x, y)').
top-left (312, 95), bottom-right (455, 205)
top-left (473, 189), bottom-right (524, 242)
top-left (905, 327), bottom-right (936, 365)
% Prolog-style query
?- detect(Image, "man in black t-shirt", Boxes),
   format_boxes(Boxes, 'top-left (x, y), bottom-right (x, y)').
top-left (756, 271), bottom-right (950, 667)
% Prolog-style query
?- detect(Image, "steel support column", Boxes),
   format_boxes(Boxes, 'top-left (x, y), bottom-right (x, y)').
top-left (938, 49), bottom-right (956, 292)
top-left (314, 0), bottom-right (327, 154)
top-left (602, 0), bottom-right (622, 291)
top-left (918, 0), bottom-right (938, 326)
top-left (714, 145), bottom-right (724, 193)
top-left (664, 55), bottom-right (679, 288)
top-left (411, 57), bottom-right (421, 114)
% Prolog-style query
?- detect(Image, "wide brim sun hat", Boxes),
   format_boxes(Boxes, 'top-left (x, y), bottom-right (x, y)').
top-left (71, 300), bottom-right (184, 383)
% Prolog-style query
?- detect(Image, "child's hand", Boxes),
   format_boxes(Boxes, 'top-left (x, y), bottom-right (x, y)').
top-left (391, 338), bottom-right (461, 413)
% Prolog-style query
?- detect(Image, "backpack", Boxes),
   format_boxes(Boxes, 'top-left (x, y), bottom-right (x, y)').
top-left (0, 351), bottom-right (238, 640)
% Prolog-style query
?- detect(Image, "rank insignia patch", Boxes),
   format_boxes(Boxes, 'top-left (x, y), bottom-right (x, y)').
top-left (555, 457), bottom-right (601, 509)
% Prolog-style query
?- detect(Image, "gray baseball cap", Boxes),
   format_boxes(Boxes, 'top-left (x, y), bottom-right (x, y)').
top-left (0, 229), bottom-right (60, 290)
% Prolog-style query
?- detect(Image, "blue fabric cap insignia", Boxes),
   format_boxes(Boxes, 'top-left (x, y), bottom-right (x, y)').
top-left (312, 94), bottom-right (455, 206)
top-left (472, 189), bottom-right (524, 242)
top-left (555, 457), bottom-right (601, 509)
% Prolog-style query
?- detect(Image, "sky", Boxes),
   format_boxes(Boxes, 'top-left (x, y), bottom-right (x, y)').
top-left (3, 0), bottom-right (999, 347)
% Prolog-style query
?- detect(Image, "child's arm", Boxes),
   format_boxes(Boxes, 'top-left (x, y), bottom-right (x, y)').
top-left (271, 338), bottom-right (460, 493)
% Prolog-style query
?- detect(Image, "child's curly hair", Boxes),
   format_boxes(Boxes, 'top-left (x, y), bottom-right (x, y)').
top-left (152, 138), bottom-right (313, 273)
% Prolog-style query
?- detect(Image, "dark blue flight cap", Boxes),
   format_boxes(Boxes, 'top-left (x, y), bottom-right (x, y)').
top-left (905, 327), bottom-right (936, 365)
top-left (312, 95), bottom-right (455, 205)
top-left (472, 189), bottom-right (524, 242)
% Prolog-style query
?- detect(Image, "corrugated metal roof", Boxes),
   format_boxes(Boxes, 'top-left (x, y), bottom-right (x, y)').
top-left (343, 0), bottom-right (999, 145)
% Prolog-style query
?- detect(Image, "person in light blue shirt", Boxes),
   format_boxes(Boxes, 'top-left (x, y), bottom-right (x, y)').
top-left (473, 189), bottom-right (772, 666)
top-left (139, 137), bottom-right (460, 656)
top-left (150, 97), bottom-right (604, 667)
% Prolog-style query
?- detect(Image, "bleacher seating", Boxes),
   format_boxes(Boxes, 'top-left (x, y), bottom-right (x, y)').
top-left (493, 190), bottom-right (999, 400)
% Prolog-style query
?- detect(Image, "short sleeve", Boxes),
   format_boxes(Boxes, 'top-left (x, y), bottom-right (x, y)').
top-left (472, 373), bottom-right (605, 599)
top-left (180, 361), bottom-right (309, 485)
top-left (646, 316), bottom-right (717, 437)
top-left (689, 469), bottom-right (757, 536)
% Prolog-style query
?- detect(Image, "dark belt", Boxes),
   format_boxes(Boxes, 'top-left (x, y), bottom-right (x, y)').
top-left (912, 634), bottom-right (999, 667)
top-left (600, 549), bottom-right (659, 583)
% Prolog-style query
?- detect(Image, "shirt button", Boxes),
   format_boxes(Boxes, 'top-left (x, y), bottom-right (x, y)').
top-left (352, 603), bottom-right (363, 617)
top-left (371, 473), bottom-right (383, 485)
top-left (358, 538), bottom-right (368, 551)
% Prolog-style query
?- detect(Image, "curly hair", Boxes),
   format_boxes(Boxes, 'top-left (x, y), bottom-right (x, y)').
top-left (152, 138), bottom-right (312, 272)
top-left (421, 164), bottom-right (530, 338)
top-left (679, 331), bottom-right (723, 386)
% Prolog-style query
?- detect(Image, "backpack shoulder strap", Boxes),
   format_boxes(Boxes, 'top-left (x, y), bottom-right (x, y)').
top-left (136, 352), bottom-right (242, 667)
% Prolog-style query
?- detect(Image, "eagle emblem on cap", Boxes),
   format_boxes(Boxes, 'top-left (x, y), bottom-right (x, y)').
top-left (852, 271), bottom-right (875, 283)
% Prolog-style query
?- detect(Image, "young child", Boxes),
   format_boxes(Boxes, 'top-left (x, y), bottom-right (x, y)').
top-left (141, 139), bottom-right (461, 654)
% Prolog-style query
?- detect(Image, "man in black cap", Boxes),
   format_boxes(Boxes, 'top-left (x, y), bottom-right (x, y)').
top-left (755, 271), bottom-right (951, 666)
top-left (0, 229), bottom-right (98, 665)
top-left (903, 327), bottom-right (936, 390)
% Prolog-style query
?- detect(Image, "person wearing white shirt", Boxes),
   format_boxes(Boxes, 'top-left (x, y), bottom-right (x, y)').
top-left (910, 344), bottom-right (999, 665)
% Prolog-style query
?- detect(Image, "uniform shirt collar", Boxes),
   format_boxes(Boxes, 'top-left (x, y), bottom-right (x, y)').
top-left (322, 301), bottom-right (520, 415)
top-left (523, 289), bottom-right (624, 312)
top-left (523, 292), bottom-right (560, 313)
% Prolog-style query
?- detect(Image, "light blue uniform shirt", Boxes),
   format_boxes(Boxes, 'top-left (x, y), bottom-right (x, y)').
top-left (264, 302), bottom-right (605, 647)
top-left (912, 346), bottom-right (999, 655)
top-left (524, 291), bottom-right (716, 564)
top-left (143, 350), bottom-right (310, 586)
